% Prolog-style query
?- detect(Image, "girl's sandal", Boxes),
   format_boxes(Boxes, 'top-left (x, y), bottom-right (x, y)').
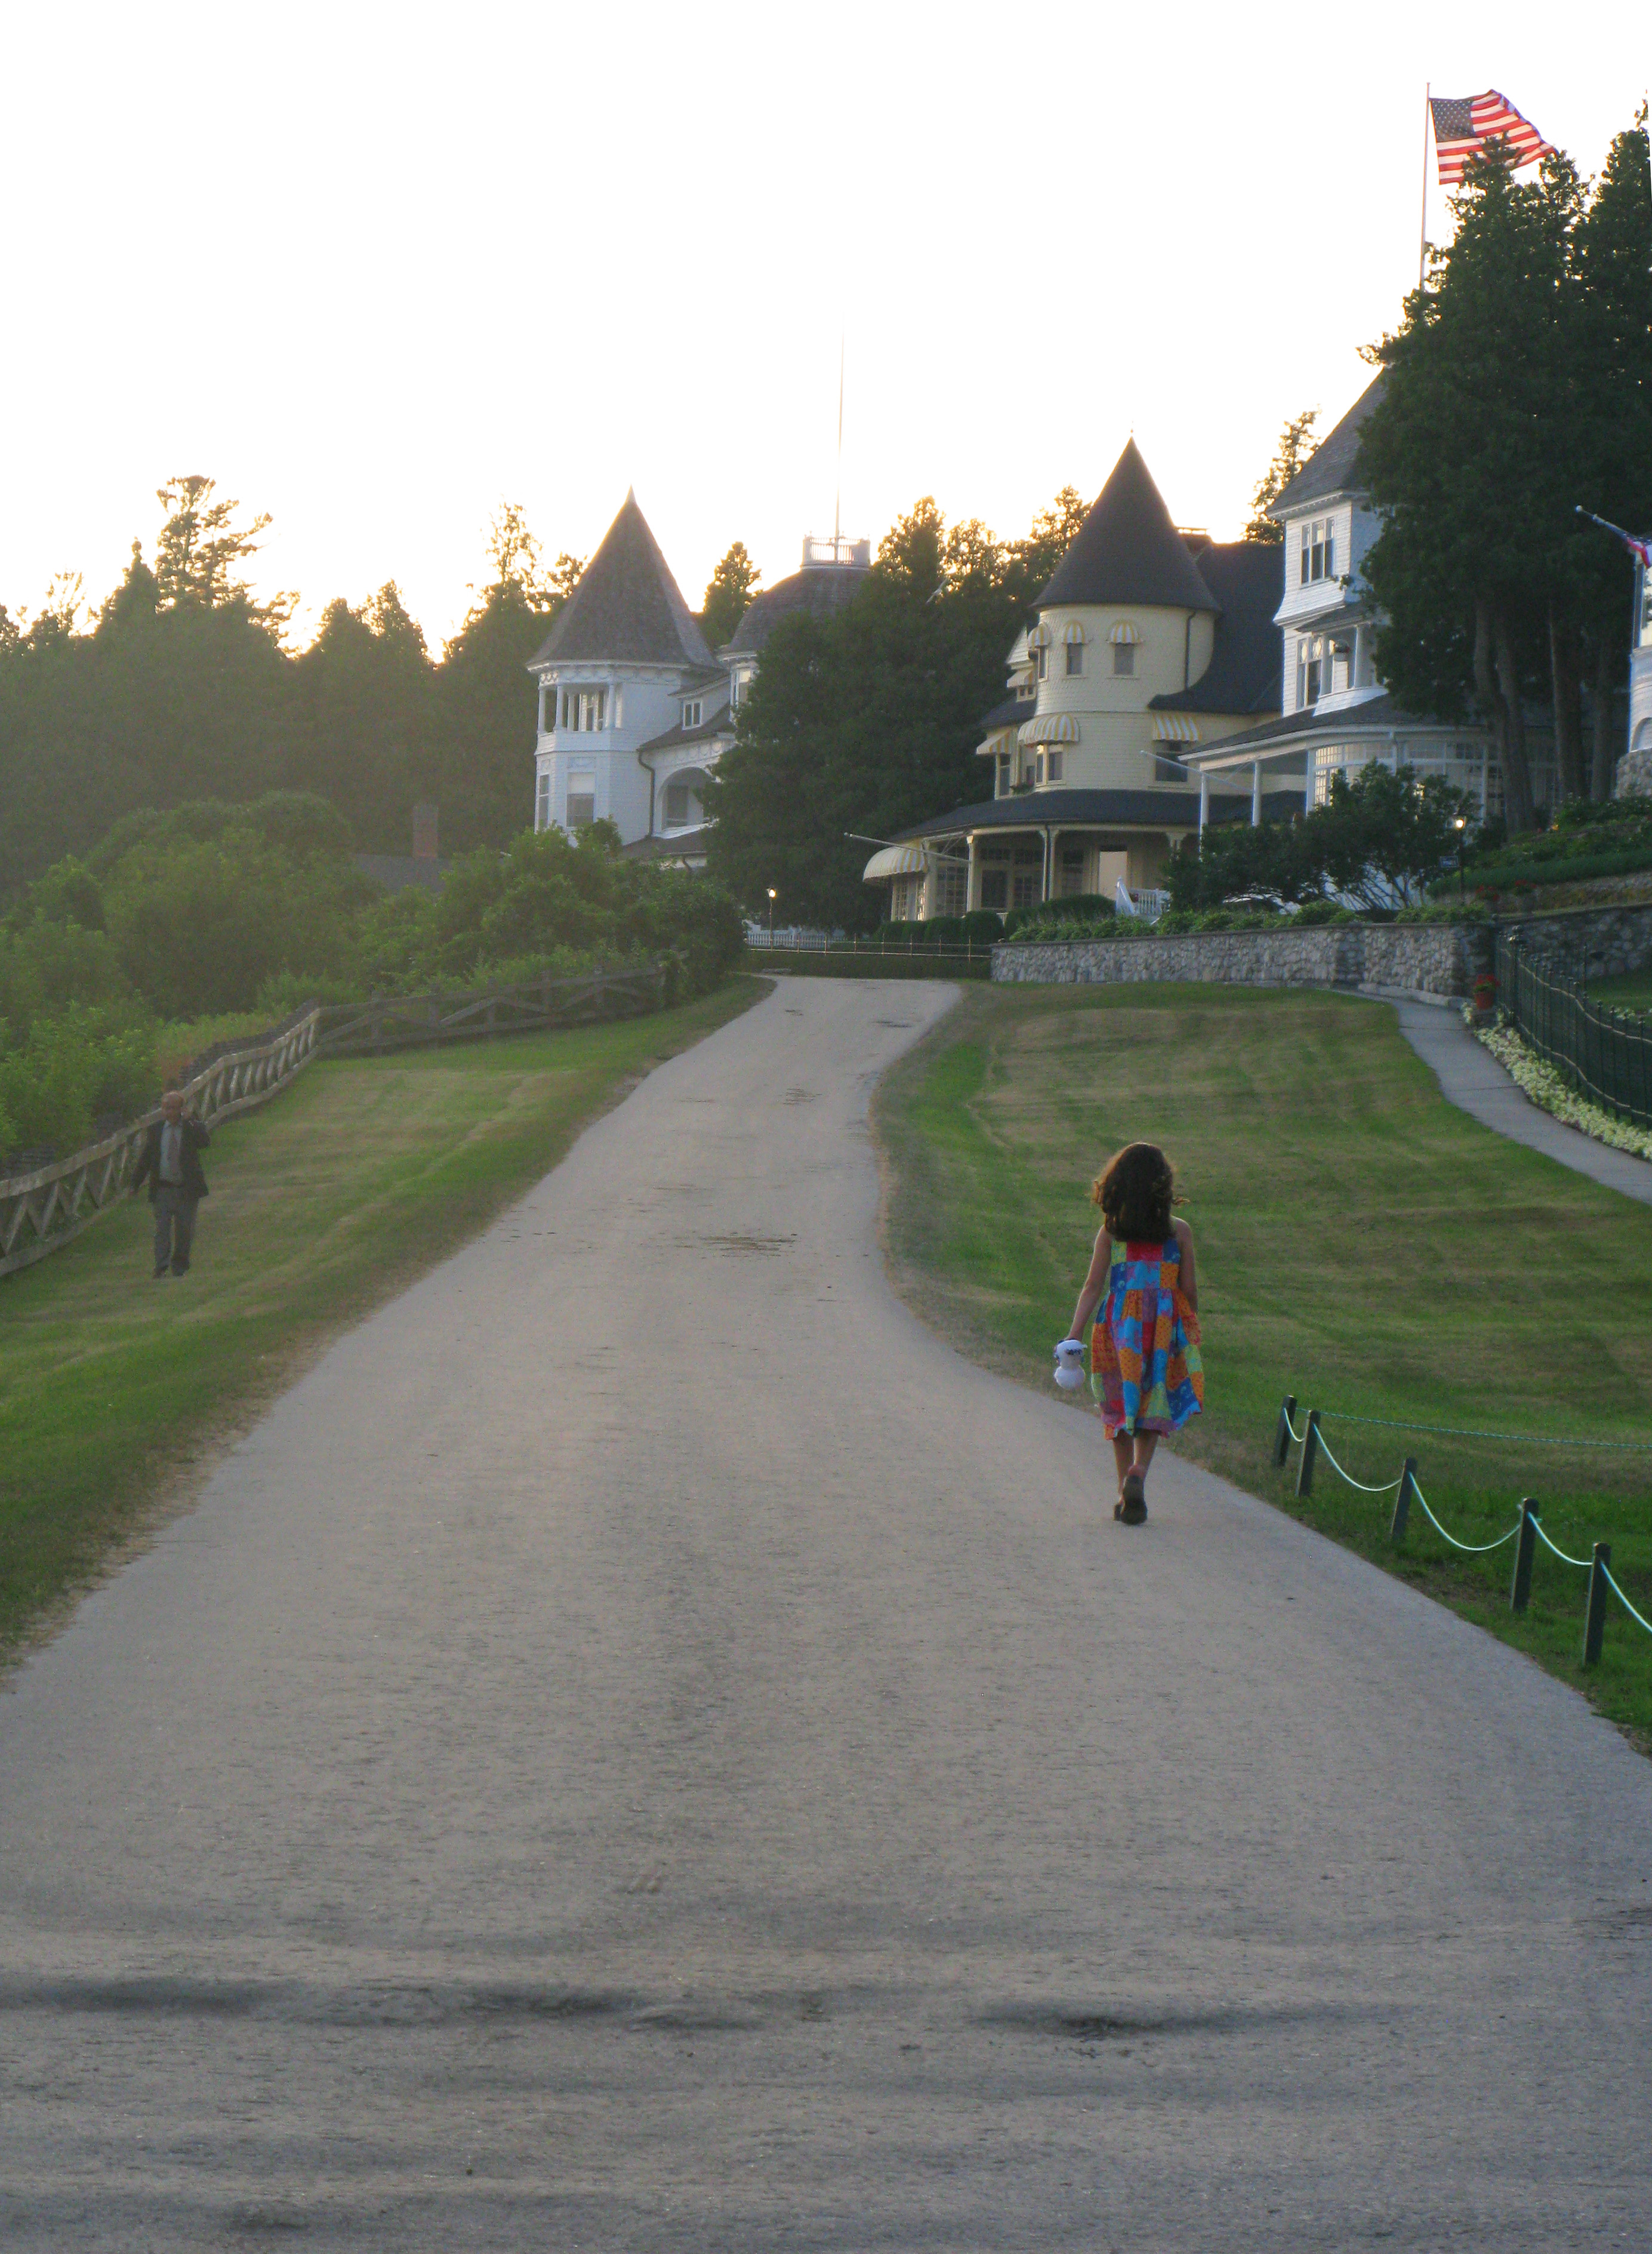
top-left (1118, 1469), bottom-right (1147, 1525)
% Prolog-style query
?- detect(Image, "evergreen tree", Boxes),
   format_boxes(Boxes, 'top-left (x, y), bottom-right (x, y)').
top-left (1246, 411), bottom-right (1319, 543)
top-left (700, 541), bottom-right (762, 648)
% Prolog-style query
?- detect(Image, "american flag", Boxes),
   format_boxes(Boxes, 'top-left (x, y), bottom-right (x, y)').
top-left (1429, 91), bottom-right (1554, 185)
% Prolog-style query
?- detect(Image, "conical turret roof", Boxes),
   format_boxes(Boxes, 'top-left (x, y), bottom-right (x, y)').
top-left (531, 491), bottom-right (714, 669)
top-left (1037, 440), bottom-right (1217, 613)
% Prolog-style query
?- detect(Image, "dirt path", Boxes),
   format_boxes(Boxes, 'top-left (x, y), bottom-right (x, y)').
top-left (2, 975), bottom-right (1648, 2249)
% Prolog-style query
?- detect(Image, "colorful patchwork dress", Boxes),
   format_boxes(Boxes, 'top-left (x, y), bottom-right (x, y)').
top-left (1091, 1234), bottom-right (1204, 1437)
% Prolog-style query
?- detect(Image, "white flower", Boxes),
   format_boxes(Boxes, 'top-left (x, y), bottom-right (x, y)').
top-left (1475, 1024), bottom-right (1652, 1162)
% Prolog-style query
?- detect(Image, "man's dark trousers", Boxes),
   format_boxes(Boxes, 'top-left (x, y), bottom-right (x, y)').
top-left (152, 1186), bottom-right (199, 1276)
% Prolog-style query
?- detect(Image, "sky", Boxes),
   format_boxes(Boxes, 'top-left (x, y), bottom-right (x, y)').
top-left (1, 1), bottom-right (1642, 650)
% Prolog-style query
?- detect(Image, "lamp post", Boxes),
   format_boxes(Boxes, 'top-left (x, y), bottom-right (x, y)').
top-left (1454, 814), bottom-right (1466, 899)
top-left (767, 886), bottom-right (776, 940)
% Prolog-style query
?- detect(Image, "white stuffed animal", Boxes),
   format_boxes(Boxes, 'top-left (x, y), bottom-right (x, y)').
top-left (1053, 1337), bottom-right (1087, 1391)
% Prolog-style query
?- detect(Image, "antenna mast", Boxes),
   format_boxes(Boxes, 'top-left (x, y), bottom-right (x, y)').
top-left (833, 333), bottom-right (845, 555)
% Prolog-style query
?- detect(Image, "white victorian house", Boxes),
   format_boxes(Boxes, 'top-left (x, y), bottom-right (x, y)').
top-left (1179, 378), bottom-right (1552, 821)
top-left (528, 494), bottom-right (868, 867)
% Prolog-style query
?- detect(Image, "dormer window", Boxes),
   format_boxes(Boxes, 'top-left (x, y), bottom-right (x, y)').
top-left (1299, 518), bottom-right (1336, 586)
top-left (682, 698), bottom-right (702, 729)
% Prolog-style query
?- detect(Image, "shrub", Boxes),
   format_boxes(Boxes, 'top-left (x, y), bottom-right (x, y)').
top-left (961, 908), bottom-right (1005, 944)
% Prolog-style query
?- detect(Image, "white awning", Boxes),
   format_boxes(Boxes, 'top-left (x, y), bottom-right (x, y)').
top-left (976, 725), bottom-right (1021, 758)
top-left (1062, 621), bottom-right (1086, 645)
top-left (861, 845), bottom-right (928, 880)
top-left (1109, 621), bottom-right (1141, 645)
top-left (1017, 713), bottom-right (1080, 745)
top-left (1152, 714), bottom-right (1201, 743)
top-left (1025, 622), bottom-right (1053, 649)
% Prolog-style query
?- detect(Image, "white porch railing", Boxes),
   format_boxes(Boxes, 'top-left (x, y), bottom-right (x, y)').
top-left (1114, 881), bottom-right (1171, 920)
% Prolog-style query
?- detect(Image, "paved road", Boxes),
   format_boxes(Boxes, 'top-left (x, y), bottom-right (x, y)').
top-left (3, 977), bottom-right (1650, 2250)
top-left (1391, 994), bottom-right (1652, 1205)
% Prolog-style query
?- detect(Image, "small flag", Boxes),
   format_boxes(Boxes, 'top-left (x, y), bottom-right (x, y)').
top-left (1429, 91), bottom-right (1554, 185)
top-left (1623, 532), bottom-right (1652, 571)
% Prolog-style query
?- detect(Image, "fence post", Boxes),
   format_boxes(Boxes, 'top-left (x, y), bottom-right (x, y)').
top-left (1295, 1409), bottom-right (1321, 1498)
top-left (1583, 1541), bottom-right (1611, 1667)
top-left (1272, 1394), bottom-right (1296, 1467)
top-left (1391, 1457), bottom-right (1419, 1545)
top-left (1509, 1499), bottom-right (1539, 1612)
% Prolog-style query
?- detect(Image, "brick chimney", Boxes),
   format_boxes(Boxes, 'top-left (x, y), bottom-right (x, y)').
top-left (412, 802), bottom-right (439, 860)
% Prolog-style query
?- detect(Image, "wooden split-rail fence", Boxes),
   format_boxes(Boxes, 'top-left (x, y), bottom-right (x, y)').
top-left (0, 965), bottom-right (665, 1280)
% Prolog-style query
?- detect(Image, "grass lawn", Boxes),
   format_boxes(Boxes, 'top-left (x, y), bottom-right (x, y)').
top-left (1592, 969), bottom-right (1652, 1014)
top-left (0, 978), bottom-right (764, 1664)
top-left (875, 983), bottom-right (1652, 1741)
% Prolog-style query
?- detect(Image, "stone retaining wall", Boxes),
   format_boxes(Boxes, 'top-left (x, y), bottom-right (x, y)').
top-left (1497, 903), bottom-right (1652, 980)
top-left (990, 920), bottom-right (1487, 999)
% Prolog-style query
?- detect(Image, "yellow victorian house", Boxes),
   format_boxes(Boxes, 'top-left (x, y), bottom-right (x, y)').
top-left (867, 441), bottom-right (1295, 920)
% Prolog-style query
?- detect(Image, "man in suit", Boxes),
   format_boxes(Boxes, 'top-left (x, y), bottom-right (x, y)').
top-left (132, 1089), bottom-right (211, 1278)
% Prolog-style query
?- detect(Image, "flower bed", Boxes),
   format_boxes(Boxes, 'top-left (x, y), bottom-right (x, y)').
top-left (1474, 1017), bottom-right (1652, 1163)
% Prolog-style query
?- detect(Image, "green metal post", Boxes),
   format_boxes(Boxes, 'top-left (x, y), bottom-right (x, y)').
top-left (1295, 1409), bottom-right (1320, 1499)
top-left (1273, 1394), bottom-right (1297, 1468)
top-left (1583, 1541), bottom-right (1611, 1667)
top-left (1509, 1500), bottom-right (1539, 1612)
top-left (1391, 1457), bottom-right (1419, 1545)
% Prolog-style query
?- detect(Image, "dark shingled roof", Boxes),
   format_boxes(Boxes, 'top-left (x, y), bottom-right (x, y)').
top-left (621, 826), bottom-right (711, 863)
top-left (895, 787), bottom-right (1302, 840)
top-left (1188, 691), bottom-right (1464, 762)
top-left (528, 492), bottom-right (713, 669)
top-left (1270, 375), bottom-right (1387, 516)
top-left (977, 689), bottom-right (1037, 731)
top-left (1037, 441), bottom-right (1218, 614)
top-left (724, 560), bottom-right (871, 656)
top-left (1151, 541), bottom-right (1283, 717)
top-left (636, 703), bottom-right (733, 756)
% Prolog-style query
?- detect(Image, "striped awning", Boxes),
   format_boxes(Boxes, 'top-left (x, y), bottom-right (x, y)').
top-left (1062, 621), bottom-right (1086, 644)
top-left (1109, 621), bottom-right (1141, 645)
top-left (1025, 623), bottom-right (1053, 649)
top-left (1017, 713), bottom-right (1080, 745)
top-left (977, 725), bottom-right (1021, 759)
top-left (1152, 714), bottom-right (1201, 743)
top-left (861, 844), bottom-right (928, 881)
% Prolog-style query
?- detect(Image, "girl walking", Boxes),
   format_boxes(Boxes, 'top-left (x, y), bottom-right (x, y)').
top-left (1064, 1143), bottom-right (1202, 1525)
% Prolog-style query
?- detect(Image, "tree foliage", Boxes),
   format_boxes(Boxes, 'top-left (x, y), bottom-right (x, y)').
top-left (703, 488), bottom-right (1087, 928)
top-left (1246, 410), bottom-right (1319, 543)
top-left (700, 541), bottom-right (762, 648)
top-left (1170, 762), bottom-right (1474, 912)
top-left (1357, 119), bottom-right (1652, 826)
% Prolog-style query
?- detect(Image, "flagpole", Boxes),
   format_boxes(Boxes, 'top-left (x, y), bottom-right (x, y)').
top-left (1418, 83), bottom-right (1431, 294)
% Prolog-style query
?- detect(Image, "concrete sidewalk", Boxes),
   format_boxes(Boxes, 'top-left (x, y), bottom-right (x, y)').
top-left (1391, 995), bottom-right (1652, 1204)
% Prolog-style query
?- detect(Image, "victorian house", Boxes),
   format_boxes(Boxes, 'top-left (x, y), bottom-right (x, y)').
top-left (1179, 378), bottom-right (1546, 822)
top-left (864, 440), bottom-right (1293, 920)
top-left (528, 494), bottom-right (868, 867)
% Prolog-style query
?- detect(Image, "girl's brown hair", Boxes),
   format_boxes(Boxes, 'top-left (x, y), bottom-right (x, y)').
top-left (1092, 1142), bottom-right (1177, 1240)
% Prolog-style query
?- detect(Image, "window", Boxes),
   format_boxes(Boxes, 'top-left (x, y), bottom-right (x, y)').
top-left (934, 861), bottom-right (967, 917)
top-left (1045, 749), bottom-right (1064, 783)
top-left (682, 699), bottom-right (702, 729)
top-left (729, 678), bottom-right (741, 708)
top-left (1112, 643), bottom-right (1135, 677)
top-left (664, 780), bottom-right (691, 824)
top-left (540, 686), bottom-right (554, 734)
top-left (1299, 518), bottom-right (1337, 586)
top-left (1035, 750), bottom-right (1046, 786)
top-left (560, 688), bottom-right (608, 731)
top-left (1012, 869), bottom-right (1041, 910)
top-left (981, 867), bottom-right (1009, 910)
top-left (1297, 634), bottom-right (1326, 709)
top-left (995, 752), bottom-right (1012, 796)
top-left (1154, 755), bottom-right (1187, 783)
top-left (536, 771), bottom-right (551, 829)
top-left (1036, 645), bottom-right (1048, 680)
top-left (1058, 847), bottom-right (1086, 898)
top-left (1065, 641), bottom-right (1083, 676)
top-left (566, 791), bottom-right (595, 828)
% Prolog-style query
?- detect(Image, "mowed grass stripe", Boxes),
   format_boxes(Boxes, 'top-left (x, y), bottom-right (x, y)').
top-left (875, 983), bottom-right (1652, 1740)
top-left (0, 979), bottom-right (765, 1662)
